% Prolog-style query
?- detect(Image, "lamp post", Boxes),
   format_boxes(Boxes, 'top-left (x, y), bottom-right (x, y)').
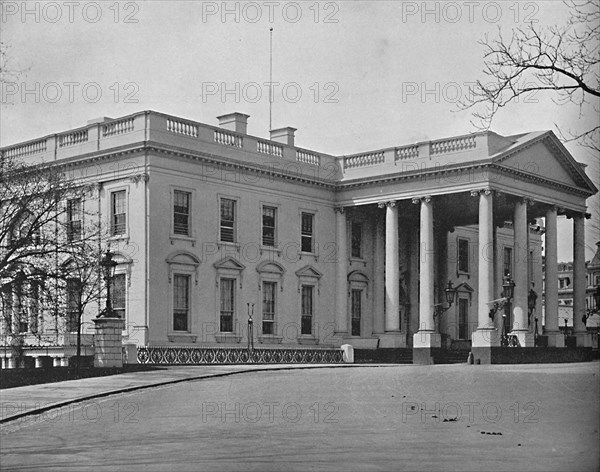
top-left (501, 276), bottom-right (515, 347)
top-left (433, 281), bottom-right (456, 330)
top-left (247, 303), bottom-right (254, 352)
top-left (99, 250), bottom-right (118, 318)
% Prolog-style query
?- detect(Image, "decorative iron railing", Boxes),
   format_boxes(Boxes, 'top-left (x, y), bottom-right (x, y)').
top-left (137, 346), bottom-right (344, 365)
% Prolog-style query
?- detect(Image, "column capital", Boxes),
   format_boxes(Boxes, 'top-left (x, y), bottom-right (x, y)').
top-left (517, 196), bottom-right (534, 206)
top-left (470, 188), bottom-right (493, 197)
top-left (378, 200), bottom-right (397, 209)
top-left (334, 206), bottom-right (346, 214)
top-left (412, 196), bottom-right (432, 205)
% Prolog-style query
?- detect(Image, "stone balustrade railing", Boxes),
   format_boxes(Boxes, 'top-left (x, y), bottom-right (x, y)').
top-left (58, 129), bottom-right (88, 147)
top-left (257, 140), bottom-right (283, 157)
top-left (167, 118), bottom-right (199, 138)
top-left (344, 151), bottom-right (385, 169)
top-left (2, 138), bottom-right (47, 159)
top-left (296, 149), bottom-right (320, 166)
top-left (395, 144), bottom-right (419, 161)
top-left (430, 135), bottom-right (476, 155)
top-left (214, 129), bottom-right (243, 148)
top-left (103, 117), bottom-right (135, 137)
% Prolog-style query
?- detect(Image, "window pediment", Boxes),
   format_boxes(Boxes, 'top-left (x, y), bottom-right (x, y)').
top-left (214, 256), bottom-right (245, 272)
top-left (295, 265), bottom-right (322, 279)
top-left (256, 261), bottom-right (286, 275)
top-left (166, 251), bottom-right (200, 267)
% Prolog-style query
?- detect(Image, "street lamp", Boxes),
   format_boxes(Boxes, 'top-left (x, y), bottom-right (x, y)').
top-left (247, 303), bottom-right (255, 352)
top-left (433, 281), bottom-right (456, 319)
top-left (99, 250), bottom-right (118, 318)
top-left (500, 276), bottom-right (515, 346)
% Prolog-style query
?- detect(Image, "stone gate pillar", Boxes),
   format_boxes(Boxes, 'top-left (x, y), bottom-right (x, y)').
top-left (93, 317), bottom-right (125, 368)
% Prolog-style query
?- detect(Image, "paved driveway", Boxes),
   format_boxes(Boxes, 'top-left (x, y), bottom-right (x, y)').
top-left (1, 363), bottom-right (598, 471)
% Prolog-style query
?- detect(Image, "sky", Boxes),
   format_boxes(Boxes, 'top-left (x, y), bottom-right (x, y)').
top-left (1, 0), bottom-right (599, 261)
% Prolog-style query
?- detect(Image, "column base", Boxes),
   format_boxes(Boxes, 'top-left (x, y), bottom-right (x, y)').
top-left (471, 328), bottom-right (501, 348)
top-left (545, 331), bottom-right (565, 348)
top-left (378, 332), bottom-right (407, 348)
top-left (575, 332), bottom-right (592, 348)
top-left (412, 331), bottom-right (441, 365)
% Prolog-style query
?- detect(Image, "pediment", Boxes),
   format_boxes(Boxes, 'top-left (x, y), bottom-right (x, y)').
top-left (455, 282), bottom-right (474, 293)
top-left (166, 250), bottom-right (200, 266)
top-left (214, 256), bottom-right (245, 271)
top-left (493, 132), bottom-right (596, 193)
top-left (256, 261), bottom-right (286, 275)
top-left (295, 265), bottom-right (323, 279)
top-left (348, 270), bottom-right (369, 283)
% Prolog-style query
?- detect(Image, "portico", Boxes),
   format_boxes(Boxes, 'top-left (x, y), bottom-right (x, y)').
top-left (337, 130), bottom-right (597, 363)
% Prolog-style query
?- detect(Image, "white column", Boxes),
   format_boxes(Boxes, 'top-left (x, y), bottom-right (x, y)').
top-left (573, 213), bottom-right (590, 346)
top-left (544, 207), bottom-right (563, 347)
top-left (418, 197), bottom-right (435, 332)
top-left (335, 207), bottom-right (348, 334)
top-left (385, 201), bottom-right (400, 331)
top-left (373, 210), bottom-right (385, 334)
top-left (477, 190), bottom-right (495, 329)
top-left (512, 198), bottom-right (529, 344)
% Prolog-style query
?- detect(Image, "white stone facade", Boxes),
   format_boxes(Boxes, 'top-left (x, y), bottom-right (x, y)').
top-left (1, 110), bottom-right (596, 355)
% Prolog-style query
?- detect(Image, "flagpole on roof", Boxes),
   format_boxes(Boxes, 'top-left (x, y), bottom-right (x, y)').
top-left (269, 27), bottom-right (273, 133)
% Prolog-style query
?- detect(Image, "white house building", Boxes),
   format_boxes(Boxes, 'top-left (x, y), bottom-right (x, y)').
top-left (1, 110), bottom-right (596, 364)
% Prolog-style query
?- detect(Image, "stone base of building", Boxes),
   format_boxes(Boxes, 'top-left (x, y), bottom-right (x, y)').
top-left (575, 332), bottom-right (592, 347)
top-left (412, 331), bottom-right (441, 365)
top-left (341, 337), bottom-right (379, 349)
top-left (378, 332), bottom-right (408, 348)
top-left (94, 317), bottom-right (125, 368)
top-left (545, 332), bottom-right (565, 348)
top-left (471, 328), bottom-right (501, 348)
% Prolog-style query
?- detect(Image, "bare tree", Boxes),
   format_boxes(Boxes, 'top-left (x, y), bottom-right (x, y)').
top-left (0, 154), bottom-right (103, 364)
top-left (461, 0), bottom-right (599, 151)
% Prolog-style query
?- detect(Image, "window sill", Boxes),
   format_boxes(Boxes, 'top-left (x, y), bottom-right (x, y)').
top-left (170, 234), bottom-right (196, 246)
top-left (349, 257), bottom-right (366, 267)
top-left (167, 334), bottom-right (197, 343)
top-left (258, 335), bottom-right (283, 345)
top-left (297, 336), bottom-right (319, 345)
top-left (215, 333), bottom-right (242, 343)
top-left (108, 234), bottom-right (129, 243)
top-left (260, 246), bottom-right (281, 256)
top-left (300, 251), bottom-right (318, 262)
top-left (217, 242), bottom-right (240, 252)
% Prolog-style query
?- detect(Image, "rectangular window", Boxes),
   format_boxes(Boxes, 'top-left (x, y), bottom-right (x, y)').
top-left (301, 285), bottom-right (313, 335)
top-left (173, 274), bottom-right (189, 332)
top-left (458, 238), bottom-right (469, 273)
top-left (220, 278), bottom-right (235, 332)
top-left (111, 273), bottom-right (126, 319)
top-left (351, 222), bottom-right (362, 258)
top-left (301, 213), bottom-right (314, 253)
top-left (503, 247), bottom-right (513, 277)
top-left (67, 198), bottom-right (82, 242)
top-left (14, 282), bottom-right (27, 334)
top-left (111, 190), bottom-right (126, 236)
top-left (29, 281), bottom-right (40, 334)
top-left (458, 298), bottom-right (469, 340)
top-left (262, 281), bottom-right (276, 335)
top-left (173, 191), bottom-right (191, 236)
top-left (220, 199), bottom-right (236, 243)
top-left (66, 278), bottom-right (80, 332)
top-left (351, 289), bottom-right (361, 336)
top-left (262, 206), bottom-right (276, 247)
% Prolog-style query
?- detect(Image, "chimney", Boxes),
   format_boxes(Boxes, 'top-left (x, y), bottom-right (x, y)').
top-left (87, 117), bottom-right (113, 124)
top-left (217, 112), bottom-right (249, 134)
top-left (270, 127), bottom-right (297, 147)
